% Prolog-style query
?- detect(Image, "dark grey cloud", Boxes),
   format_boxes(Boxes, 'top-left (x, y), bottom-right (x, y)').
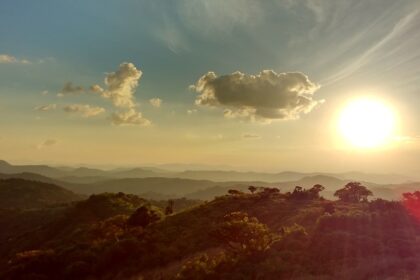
top-left (191, 70), bottom-right (323, 122)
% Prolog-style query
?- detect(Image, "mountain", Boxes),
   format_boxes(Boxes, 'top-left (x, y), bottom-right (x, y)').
top-left (0, 160), bottom-right (67, 178)
top-left (63, 177), bottom-right (237, 197)
top-left (2, 160), bottom-right (415, 184)
top-left (0, 178), bottom-right (82, 209)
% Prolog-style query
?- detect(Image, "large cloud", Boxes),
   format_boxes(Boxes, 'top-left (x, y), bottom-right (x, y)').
top-left (111, 109), bottom-right (151, 126)
top-left (92, 62), bottom-right (142, 108)
top-left (191, 70), bottom-right (323, 121)
top-left (63, 104), bottom-right (105, 117)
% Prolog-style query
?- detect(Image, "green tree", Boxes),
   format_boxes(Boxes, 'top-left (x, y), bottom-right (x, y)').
top-left (334, 182), bottom-right (372, 202)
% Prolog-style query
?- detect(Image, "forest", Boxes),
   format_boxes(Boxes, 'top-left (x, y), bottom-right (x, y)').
top-left (0, 179), bottom-right (419, 280)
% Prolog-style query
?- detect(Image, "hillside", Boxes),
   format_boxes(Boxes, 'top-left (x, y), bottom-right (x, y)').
top-left (0, 187), bottom-right (419, 279)
top-left (0, 178), bottom-right (82, 209)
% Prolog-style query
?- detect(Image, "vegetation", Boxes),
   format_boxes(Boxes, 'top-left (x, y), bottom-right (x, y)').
top-left (334, 182), bottom-right (373, 202)
top-left (0, 180), bottom-right (419, 279)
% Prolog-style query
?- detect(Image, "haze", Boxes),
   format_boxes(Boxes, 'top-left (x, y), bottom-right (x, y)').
top-left (1, 0), bottom-right (420, 176)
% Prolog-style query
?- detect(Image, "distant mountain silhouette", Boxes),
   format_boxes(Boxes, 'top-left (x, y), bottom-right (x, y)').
top-left (0, 178), bottom-right (82, 209)
top-left (0, 160), bottom-right (414, 184)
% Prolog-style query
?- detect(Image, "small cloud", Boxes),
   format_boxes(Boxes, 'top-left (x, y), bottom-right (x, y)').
top-left (149, 98), bottom-right (162, 108)
top-left (37, 139), bottom-right (57, 149)
top-left (0, 54), bottom-right (30, 64)
top-left (242, 133), bottom-right (261, 139)
top-left (34, 104), bottom-right (57, 112)
top-left (57, 82), bottom-right (84, 97)
top-left (89, 84), bottom-right (104, 94)
top-left (187, 109), bottom-right (198, 115)
top-left (111, 109), bottom-right (151, 126)
top-left (41, 90), bottom-right (49, 96)
top-left (63, 104), bottom-right (105, 117)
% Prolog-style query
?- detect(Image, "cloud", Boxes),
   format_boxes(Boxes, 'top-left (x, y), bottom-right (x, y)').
top-left (111, 109), bottom-right (151, 126)
top-left (99, 62), bottom-right (142, 108)
top-left (177, 0), bottom-right (262, 36)
top-left (187, 109), bottom-right (198, 115)
top-left (37, 139), bottom-right (57, 150)
top-left (35, 104), bottom-right (57, 112)
top-left (63, 104), bottom-right (105, 117)
top-left (0, 54), bottom-right (30, 64)
top-left (242, 133), bottom-right (261, 139)
top-left (191, 70), bottom-right (322, 121)
top-left (89, 84), bottom-right (104, 94)
top-left (58, 62), bottom-right (151, 127)
top-left (58, 82), bottom-right (84, 97)
top-left (41, 90), bottom-right (49, 96)
top-left (149, 98), bottom-right (162, 108)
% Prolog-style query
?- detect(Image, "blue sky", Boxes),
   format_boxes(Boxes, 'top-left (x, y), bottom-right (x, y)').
top-left (1, 0), bottom-right (420, 174)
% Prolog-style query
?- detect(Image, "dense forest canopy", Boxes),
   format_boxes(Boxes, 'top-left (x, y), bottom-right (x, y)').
top-left (0, 178), bottom-right (419, 279)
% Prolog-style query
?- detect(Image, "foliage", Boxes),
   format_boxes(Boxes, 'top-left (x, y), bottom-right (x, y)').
top-left (334, 182), bottom-right (373, 202)
top-left (287, 184), bottom-right (325, 200)
top-left (127, 206), bottom-right (162, 228)
top-left (213, 211), bottom-right (276, 255)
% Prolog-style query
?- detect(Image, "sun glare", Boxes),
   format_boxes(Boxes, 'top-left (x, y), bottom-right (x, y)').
top-left (338, 98), bottom-right (395, 148)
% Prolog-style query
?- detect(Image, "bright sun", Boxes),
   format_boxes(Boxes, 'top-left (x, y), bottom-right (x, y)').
top-left (338, 98), bottom-right (395, 148)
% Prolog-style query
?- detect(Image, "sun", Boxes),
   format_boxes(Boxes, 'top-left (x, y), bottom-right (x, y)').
top-left (338, 98), bottom-right (395, 148)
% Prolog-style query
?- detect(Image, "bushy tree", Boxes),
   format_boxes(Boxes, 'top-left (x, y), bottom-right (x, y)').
top-left (287, 184), bottom-right (325, 200)
top-left (127, 206), bottom-right (161, 228)
top-left (227, 189), bottom-right (243, 196)
top-left (213, 211), bottom-right (276, 255)
top-left (334, 182), bottom-right (372, 203)
top-left (248, 186), bottom-right (257, 194)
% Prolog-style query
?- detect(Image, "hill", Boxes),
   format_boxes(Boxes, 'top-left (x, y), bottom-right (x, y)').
top-left (0, 188), bottom-right (419, 279)
top-left (0, 178), bottom-right (82, 209)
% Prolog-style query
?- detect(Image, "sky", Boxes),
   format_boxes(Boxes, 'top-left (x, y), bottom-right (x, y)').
top-left (0, 0), bottom-right (420, 175)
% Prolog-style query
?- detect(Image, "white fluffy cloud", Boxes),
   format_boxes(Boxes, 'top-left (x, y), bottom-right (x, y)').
top-left (97, 62), bottom-right (142, 108)
top-left (111, 109), bottom-right (151, 126)
top-left (0, 54), bottom-right (30, 64)
top-left (191, 70), bottom-right (322, 121)
top-left (63, 104), bottom-right (105, 117)
top-left (149, 98), bottom-right (162, 108)
top-left (35, 104), bottom-right (57, 112)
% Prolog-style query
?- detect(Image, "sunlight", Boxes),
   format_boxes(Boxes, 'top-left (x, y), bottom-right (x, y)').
top-left (338, 98), bottom-right (396, 148)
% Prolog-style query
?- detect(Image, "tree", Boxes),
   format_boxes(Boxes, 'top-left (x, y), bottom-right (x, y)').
top-left (213, 211), bottom-right (276, 255)
top-left (248, 186), bottom-right (257, 194)
top-left (288, 185), bottom-right (324, 200)
top-left (127, 206), bottom-right (161, 228)
top-left (227, 189), bottom-right (243, 196)
top-left (334, 182), bottom-right (372, 203)
top-left (165, 199), bottom-right (174, 215)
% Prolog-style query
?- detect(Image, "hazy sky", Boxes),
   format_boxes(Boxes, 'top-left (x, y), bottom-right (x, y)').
top-left (1, 0), bottom-right (420, 174)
